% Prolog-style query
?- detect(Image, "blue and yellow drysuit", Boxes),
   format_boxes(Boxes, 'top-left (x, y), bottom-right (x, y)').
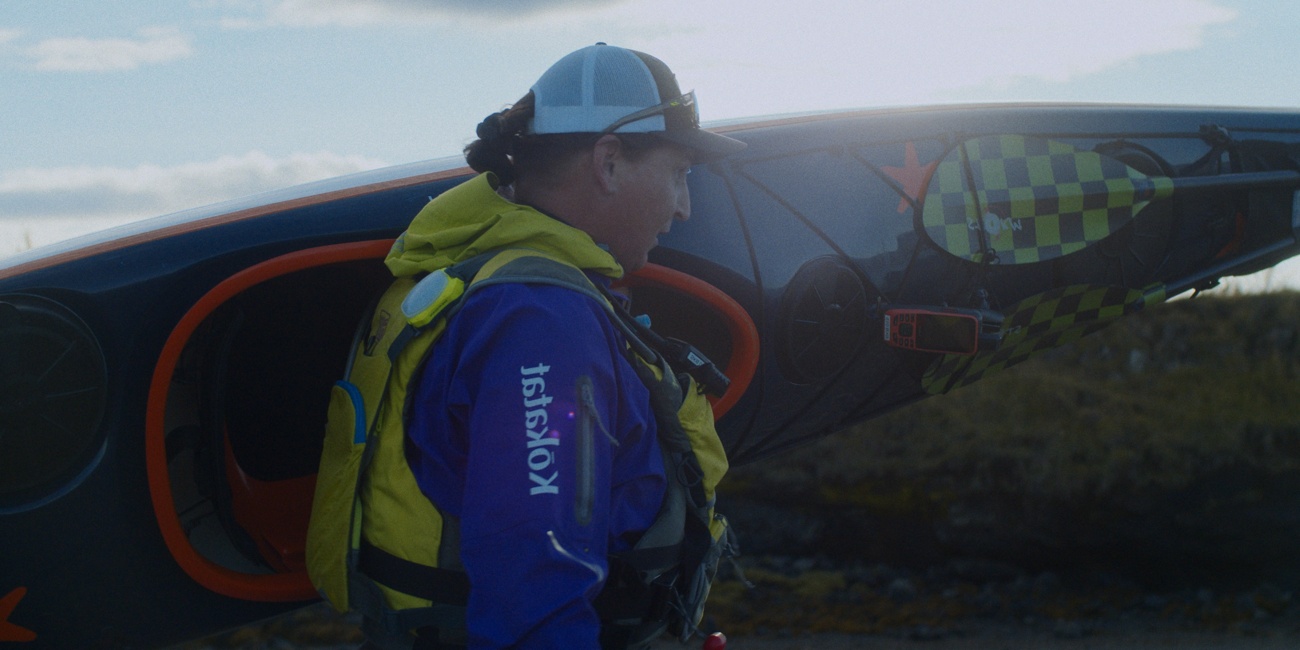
top-left (377, 173), bottom-right (727, 648)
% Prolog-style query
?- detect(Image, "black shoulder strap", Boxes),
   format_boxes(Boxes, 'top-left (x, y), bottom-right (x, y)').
top-left (461, 253), bottom-right (667, 365)
top-left (359, 538), bottom-right (470, 605)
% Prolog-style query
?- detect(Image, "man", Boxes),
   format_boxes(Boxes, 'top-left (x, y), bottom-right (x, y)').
top-left (321, 43), bottom-right (744, 649)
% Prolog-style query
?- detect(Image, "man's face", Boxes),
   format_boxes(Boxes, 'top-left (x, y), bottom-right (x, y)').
top-left (605, 144), bottom-right (694, 272)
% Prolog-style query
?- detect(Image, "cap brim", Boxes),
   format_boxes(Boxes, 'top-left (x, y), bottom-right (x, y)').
top-left (658, 128), bottom-right (747, 164)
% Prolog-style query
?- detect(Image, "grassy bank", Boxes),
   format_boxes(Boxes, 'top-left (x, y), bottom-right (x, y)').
top-left (724, 290), bottom-right (1300, 584)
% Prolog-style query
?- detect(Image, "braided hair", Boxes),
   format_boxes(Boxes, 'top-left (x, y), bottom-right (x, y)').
top-left (464, 91), bottom-right (662, 187)
top-left (464, 93), bottom-right (532, 186)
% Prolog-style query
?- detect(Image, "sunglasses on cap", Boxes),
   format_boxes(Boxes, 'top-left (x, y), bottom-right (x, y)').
top-left (600, 90), bottom-right (699, 136)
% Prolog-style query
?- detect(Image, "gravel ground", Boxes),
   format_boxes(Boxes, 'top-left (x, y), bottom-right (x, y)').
top-left (188, 555), bottom-right (1300, 649)
top-left (674, 629), bottom-right (1300, 649)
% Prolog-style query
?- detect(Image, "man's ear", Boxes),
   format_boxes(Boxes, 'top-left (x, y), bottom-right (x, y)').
top-left (591, 134), bottom-right (623, 194)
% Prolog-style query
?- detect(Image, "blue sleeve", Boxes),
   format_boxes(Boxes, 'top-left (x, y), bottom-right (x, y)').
top-left (407, 283), bottom-right (664, 649)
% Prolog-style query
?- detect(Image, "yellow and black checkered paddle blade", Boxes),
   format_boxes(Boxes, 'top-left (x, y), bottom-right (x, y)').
top-left (921, 283), bottom-right (1168, 395)
top-left (921, 135), bottom-right (1175, 264)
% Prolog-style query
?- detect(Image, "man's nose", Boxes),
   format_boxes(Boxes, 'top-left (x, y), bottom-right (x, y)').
top-left (676, 186), bottom-right (691, 221)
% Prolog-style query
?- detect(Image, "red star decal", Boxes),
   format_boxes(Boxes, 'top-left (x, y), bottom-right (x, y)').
top-left (882, 141), bottom-right (939, 214)
top-left (0, 587), bottom-right (36, 643)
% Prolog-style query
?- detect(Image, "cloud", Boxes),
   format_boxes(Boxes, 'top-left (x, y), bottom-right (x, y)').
top-left (25, 27), bottom-right (192, 71)
top-left (584, 0), bottom-right (1239, 115)
top-left (0, 29), bottom-right (22, 45)
top-left (219, 0), bottom-right (626, 28)
top-left (0, 151), bottom-right (389, 220)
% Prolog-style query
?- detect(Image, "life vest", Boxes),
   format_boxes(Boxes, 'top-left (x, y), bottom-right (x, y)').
top-left (305, 248), bottom-right (735, 649)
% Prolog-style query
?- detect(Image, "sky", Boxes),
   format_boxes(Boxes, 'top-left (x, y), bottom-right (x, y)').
top-left (3, 0), bottom-right (1299, 288)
